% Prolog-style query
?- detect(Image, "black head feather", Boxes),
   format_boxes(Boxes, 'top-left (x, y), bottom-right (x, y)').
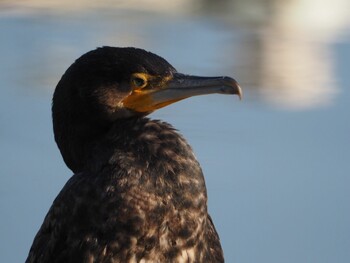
top-left (52, 47), bottom-right (176, 172)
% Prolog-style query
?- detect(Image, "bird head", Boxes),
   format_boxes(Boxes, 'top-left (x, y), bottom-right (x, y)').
top-left (52, 47), bottom-right (241, 172)
top-left (53, 47), bottom-right (241, 123)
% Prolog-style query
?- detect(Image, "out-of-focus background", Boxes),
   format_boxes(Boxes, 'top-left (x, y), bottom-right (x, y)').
top-left (1, 0), bottom-right (349, 262)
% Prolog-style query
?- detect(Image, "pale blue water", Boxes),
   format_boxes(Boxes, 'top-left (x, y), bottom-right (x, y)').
top-left (1, 3), bottom-right (350, 263)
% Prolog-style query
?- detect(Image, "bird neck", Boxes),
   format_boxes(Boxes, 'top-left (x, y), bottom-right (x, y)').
top-left (53, 110), bottom-right (111, 173)
top-left (54, 115), bottom-right (200, 176)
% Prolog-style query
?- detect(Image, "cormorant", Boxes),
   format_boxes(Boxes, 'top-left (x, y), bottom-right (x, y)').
top-left (26, 47), bottom-right (242, 263)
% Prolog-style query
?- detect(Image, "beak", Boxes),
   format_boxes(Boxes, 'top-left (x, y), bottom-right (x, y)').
top-left (122, 73), bottom-right (242, 113)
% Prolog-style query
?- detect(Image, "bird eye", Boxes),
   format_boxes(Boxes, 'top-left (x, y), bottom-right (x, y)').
top-left (132, 76), bottom-right (147, 88)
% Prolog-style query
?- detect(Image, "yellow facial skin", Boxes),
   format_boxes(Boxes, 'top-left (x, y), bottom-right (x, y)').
top-left (122, 72), bottom-right (242, 113)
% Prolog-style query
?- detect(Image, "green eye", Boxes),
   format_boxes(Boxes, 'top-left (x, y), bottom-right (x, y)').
top-left (132, 77), bottom-right (146, 87)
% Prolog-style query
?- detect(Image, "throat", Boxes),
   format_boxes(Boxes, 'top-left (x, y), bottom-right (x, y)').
top-left (54, 116), bottom-right (112, 173)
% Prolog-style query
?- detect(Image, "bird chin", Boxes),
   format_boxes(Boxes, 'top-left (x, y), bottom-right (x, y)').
top-left (111, 107), bottom-right (151, 120)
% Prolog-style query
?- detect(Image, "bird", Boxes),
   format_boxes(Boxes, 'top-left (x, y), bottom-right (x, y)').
top-left (26, 46), bottom-right (242, 263)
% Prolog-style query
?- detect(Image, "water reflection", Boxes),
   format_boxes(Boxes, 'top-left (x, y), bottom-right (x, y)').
top-left (200, 0), bottom-right (349, 109)
top-left (255, 0), bottom-right (348, 109)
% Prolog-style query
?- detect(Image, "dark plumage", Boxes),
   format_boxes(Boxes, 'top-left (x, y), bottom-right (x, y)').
top-left (26, 47), bottom-right (241, 263)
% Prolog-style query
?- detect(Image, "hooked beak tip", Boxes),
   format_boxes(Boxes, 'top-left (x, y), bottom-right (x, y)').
top-left (220, 76), bottom-right (242, 100)
top-left (237, 84), bottom-right (243, 100)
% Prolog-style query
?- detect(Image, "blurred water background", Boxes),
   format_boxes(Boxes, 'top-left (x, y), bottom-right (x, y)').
top-left (0, 0), bottom-right (350, 262)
